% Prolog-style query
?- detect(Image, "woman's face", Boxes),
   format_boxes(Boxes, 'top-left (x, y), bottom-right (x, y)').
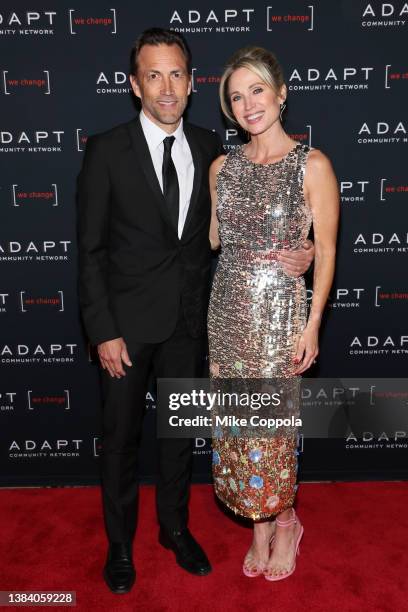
top-left (228, 66), bottom-right (284, 136)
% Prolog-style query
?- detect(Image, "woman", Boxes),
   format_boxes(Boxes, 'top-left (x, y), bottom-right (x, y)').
top-left (207, 46), bottom-right (339, 581)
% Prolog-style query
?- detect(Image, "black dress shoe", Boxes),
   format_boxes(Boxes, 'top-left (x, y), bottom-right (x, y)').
top-left (103, 542), bottom-right (136, 594)
top-left (159, 527), bottom-right (211, 576)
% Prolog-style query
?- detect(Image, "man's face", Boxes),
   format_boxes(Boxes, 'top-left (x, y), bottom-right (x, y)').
top-left (130, 43), bottom-right (191, 133)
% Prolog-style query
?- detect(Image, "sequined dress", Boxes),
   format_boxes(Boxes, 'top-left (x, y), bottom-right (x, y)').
top-left (207, 142), bottom-right (312, 520)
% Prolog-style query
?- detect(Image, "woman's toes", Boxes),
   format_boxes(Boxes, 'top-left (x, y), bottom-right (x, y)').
top-left (244, 553), bottom-right (257, 571)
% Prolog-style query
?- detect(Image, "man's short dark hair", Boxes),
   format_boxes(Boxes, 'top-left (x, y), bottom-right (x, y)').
top-left (130, 28), bottom-right (192, 76)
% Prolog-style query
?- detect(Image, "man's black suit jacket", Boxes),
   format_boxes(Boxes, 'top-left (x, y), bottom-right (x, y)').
top-left (77, 116), bottom-right (223, 346)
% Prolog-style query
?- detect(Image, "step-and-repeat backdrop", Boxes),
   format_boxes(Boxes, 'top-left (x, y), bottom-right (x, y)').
top-left (1, 1), bottom-right (407, 486)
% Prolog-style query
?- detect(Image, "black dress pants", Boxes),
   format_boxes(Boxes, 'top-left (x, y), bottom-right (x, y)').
top-left (100, 312), bottom-right (205, 543)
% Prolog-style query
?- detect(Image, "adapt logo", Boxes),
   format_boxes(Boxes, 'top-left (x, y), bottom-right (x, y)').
top-left (170, 8), bottom-right (255, 33)
top-left (0, 342), bottom-right (78, 365)
top-left (0, 10), bottom-right (56, 35)
top-left (0, 240), bottom-right (71, 263)
top-left (357, 120), bottom-right (407, 144)
top-left (353, 232), bottom-right (408, 254)
top-left (8, 439), bottom-right (83, 458)
top-left (95, 71), bottom-right (130, 94)
top-left (362, 2), bottom-right (408, 27)
top-left (0, 130), bottom-right (64, 153)
top-left (288, 66), bottom-right (374, 92)
top-left (346, 431), bottom-right (408, 449)
top-left (301, 384), bottom-right (359, 407)
top-left (349, 335), bottom-right (408, 356)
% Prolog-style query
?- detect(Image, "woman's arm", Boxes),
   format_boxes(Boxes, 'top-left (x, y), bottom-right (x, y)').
top-left (209, 155), bottom-right (226, 250)
top-left (294, 149), bottom-right (340, 374)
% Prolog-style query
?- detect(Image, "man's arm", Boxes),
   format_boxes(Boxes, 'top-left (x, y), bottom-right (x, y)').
top-left (77, 134), bottom-right (119, 345)
top-left (77, 136), bottom-right (132, 378)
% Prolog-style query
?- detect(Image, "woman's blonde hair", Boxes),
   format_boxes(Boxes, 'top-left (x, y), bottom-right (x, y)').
top-left (219, 46), bottom-right (285, 124)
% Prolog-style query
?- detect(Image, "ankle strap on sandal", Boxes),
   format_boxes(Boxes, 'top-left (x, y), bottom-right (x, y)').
top-left (276, 509), bottom-right (297, 527)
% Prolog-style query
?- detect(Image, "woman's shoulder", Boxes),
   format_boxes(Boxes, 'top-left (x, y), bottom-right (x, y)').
top-left (303, 147), bottom-right (336, 193)
top-left (304, 147), bottom-right (334, 173)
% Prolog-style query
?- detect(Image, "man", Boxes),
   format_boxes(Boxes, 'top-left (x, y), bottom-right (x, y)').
top-left (77, 28), bottom-right (313, 594)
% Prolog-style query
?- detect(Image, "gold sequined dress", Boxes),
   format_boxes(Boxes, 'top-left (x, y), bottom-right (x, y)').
top-left (207, 142), bottom-right (312, 519)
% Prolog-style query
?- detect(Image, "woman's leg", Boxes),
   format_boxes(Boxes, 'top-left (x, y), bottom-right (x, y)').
top-left (243, 520), bottom-right (276, 574)
top-left (263, 507), bottom-right (303, 578)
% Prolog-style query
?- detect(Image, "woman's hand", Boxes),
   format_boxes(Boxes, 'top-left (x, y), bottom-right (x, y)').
top-left (293, 323), bottom-right (319, 374)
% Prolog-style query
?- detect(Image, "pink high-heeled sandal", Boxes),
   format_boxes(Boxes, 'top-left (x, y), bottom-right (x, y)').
top-left (243, 529), bottom-right (276, 578)
top-left (264, 508), bottom-right (304, 581)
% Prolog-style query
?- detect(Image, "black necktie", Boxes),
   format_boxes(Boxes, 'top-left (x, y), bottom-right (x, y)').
top-left (162, 136), bottom-right (179, 232)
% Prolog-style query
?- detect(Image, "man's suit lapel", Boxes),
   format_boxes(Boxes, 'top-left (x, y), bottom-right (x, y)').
top-left (127, 117), bottom-right (205, 241)
top-left (127, 116), bottom-right (175, 231)
top-left (182, 123), bottom-right (203, 240)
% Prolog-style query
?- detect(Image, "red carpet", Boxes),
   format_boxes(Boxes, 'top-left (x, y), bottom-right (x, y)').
top-left (0, 482), bottom-right (407, 612)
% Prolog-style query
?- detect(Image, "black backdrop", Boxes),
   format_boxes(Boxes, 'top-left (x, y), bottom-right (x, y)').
top-left (1, 1), bottom-right (407, 486)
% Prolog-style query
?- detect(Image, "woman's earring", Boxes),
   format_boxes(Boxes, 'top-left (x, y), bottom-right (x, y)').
top-left (279, 102), bottom-right (287, 121)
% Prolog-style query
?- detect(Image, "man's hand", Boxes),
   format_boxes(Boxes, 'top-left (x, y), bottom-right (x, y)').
top-left (278, 239), bottom-right (315, 277)
top-left (97, 337), bottom-right (132, 378)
